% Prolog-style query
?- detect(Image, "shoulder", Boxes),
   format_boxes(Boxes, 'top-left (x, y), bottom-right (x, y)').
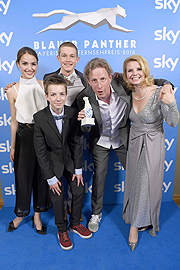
top-left (65, 105), bottom-right (77, 115)
top-left (43, 69), bottom-right (60, 80)
top-left (6, 81), bottom-right (20, 101)
top-left (77, 86), bottom-right (93, 99)
top-left (75, 69), bottom-right (83, 77)
top-left (36, 79), bottom-right (43, 88)
top-left (111, 78), bottom-right (129, 96)
top-left (75, 69), bottom-right (87, 87)
top-left (34, 106), bottom-right (48, 119)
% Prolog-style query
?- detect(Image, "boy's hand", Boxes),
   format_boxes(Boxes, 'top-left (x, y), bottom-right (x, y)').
top-left (72, 174), bottom-right (84, 186)
top-left (49, 180), bottom-right (62, 195)
top-left (4, 82), bottom-right (16, 93)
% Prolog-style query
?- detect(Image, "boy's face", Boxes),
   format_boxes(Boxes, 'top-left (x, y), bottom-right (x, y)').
top-left (46, 84), bottom-right (67, 115)
top-left (57, 46), bottom-right (79, 77)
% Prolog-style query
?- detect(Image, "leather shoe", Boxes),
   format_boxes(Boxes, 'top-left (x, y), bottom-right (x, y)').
top-left (129, 241), bottom-right (138, 251)
top-left (8, 221), bottom-right (17, 232)
top-left (32, 216), bottom-right (46, 235)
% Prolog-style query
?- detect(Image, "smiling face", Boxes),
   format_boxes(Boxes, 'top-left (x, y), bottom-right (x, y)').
top-left (88, 67), bottom-right (112, 102)
top-left (46, 84), bottom-right (67, 115)
top-left (17, 53), bottom-right (38, 79)
top-left (57, 46), bottom-right (79, 77)
top-left (126, 61), bottom-right (145, 87)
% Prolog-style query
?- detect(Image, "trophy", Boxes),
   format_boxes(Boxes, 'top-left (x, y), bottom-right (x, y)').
top-left (81, 97), bottom-right (95, 127)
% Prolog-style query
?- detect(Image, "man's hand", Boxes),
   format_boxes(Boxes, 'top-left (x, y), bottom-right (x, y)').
top-left (72, 174), bottom-right (84, 187)
top-left (4, 82), bottom-right (16, 93)
top-left (78, 109), bottom-right (85, 121)
top-left (49, 180), bottom-right (62, 195)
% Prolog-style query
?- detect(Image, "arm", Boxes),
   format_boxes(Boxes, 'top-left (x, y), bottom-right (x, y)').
top-left (160, 88), bottom-right (179, 127)
top-left (6, 87), bottom-right (18, 162)
top-left (68, 112), bottom-right (83, 169)
top-left (33, 115), bottom-right (55, 179)
top-left (154, 79), bottom-right (174, 89)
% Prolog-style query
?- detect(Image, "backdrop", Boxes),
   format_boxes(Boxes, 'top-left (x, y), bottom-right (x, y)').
top-left (0, 0), bottom-right (179, 207)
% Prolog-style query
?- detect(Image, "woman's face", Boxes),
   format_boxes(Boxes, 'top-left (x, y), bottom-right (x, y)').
top-left (126, 61), bottom-right (145, 87)
top-left (17, 53), bottom-right (38, 79)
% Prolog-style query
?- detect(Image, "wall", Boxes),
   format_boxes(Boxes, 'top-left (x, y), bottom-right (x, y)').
top-left (0, 0), bottom-right (180, 206)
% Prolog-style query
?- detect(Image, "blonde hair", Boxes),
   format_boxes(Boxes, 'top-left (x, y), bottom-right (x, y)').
top-left (84, 58), bottom-right (113, 81)
top-left (123, 55), bottom-right (154, 91)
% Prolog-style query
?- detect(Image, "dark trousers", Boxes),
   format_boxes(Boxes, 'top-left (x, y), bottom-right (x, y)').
top-left (91, 144), bottom-right (127, 215)
top-left (14, 124), bottom-right (51, 217)
top-left (49, 168), bottom-right (85, 233)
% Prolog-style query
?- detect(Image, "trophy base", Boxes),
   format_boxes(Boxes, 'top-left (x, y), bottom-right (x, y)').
top-left (81, 118), bottom-right (95, 127)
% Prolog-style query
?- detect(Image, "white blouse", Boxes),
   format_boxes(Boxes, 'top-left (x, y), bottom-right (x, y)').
top-left (14, 76), bottom-right (47, 124)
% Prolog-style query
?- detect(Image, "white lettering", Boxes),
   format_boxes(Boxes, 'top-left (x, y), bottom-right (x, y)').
top-left (114, 182), bottom-right (125, 192)
top-left (0, 31), bottom-right (13, 46)
top-left (82, 160), bottom-right (94, 172)
top-left (165, 139), bottom-right (174, 150)
top-left (0, 0), bottom-right (11, 15)
top-left (0, 59), bottom-right (15, 74)
top-left (114, 162), bottom-right (125, 171)
top-left (163, 181), bottom-right (171, 192)
top-left (84, 39), bottom-right (136, 49)
top-left (0, 113), bottom-right (11, 126)
top-left (85, 182), bottom-right (92, 193)
top-left (154, 27), bottom-right (180, 44)
top-left (155, 0), bottom-right (180, 13)
top-left (92, 40), bottom-right (99, 49)
top-left (0, 140), bottom-right (11, 152)
top-left (0, 87), bottom-right (7, 101)
top-left (4, 184), bottom-right (16, 195)
top-left (164, 160), bottom-right (173, 171)
top-left (154, 54), bottom-right (179, 71)
top-left (1, 162), bottom-right (14, 174)
top-left (83, 138), bottom-right (89, 151)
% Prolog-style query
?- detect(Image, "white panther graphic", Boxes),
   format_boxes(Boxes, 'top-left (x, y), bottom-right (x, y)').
top-left (33, 5), bottom-right (133, 34)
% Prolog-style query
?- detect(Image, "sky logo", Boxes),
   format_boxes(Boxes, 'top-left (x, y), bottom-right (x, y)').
top-left (0, 140), bottom-right (11, 152)
top-left (155, 0), bottom-right (180, 13)
top-left (0, 32), bottom-right (13, 46)
top-left (154, 27), bottom-right (180, 44)
top-left (0, 87), bottom-right (8, 101)
top-left (0, 0), bottom-right (11, 15)
top-left (1, 161), bottom-right (14, 174)
top-left (165, 139), bottom-right (175, 150)
top-left (4, 184), bottom-right (16, 195)
top-left (154, 54), bottom-right (179, 71)
top-left (0, 58), bottom-right (15, 74)
top-left (0, 113), bottom-right (11, 126)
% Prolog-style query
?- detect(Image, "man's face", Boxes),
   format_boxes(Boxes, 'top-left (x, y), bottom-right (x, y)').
top-left (88, 67), bottom-right (112, 102)
top-left (57, 46), bottom-right (79, 77)
top-left (46, 84), bottom-right (67, 115)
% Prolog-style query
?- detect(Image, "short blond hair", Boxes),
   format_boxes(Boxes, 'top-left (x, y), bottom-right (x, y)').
top-left (123, 55), bottom-right (154, 90)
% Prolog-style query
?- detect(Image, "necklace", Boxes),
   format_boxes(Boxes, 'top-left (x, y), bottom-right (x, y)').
top-left (133, 87), bottom-right (149, 101)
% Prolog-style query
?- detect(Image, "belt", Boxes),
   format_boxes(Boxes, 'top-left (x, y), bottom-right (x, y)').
top-left (18, 123), bottom-right (34, 128)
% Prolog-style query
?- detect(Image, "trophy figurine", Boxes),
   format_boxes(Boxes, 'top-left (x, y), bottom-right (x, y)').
top-left (81, 96), bottom-right (95, 127)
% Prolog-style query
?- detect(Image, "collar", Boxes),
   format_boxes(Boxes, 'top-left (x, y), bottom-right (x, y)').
top-left (95, 84), bottom-right (114, 102)
top-left (49, 105), bottom-right (65, 117)
top-left (20, 76), bottom-right (37, 85)
top-left (59, 70), bottom-right (77, 84)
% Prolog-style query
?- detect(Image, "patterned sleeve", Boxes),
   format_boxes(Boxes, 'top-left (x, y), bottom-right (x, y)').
top-left (161, 100), bottom-right (179, 127)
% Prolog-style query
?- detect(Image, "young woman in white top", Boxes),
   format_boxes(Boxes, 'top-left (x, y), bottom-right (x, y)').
top-left (6, 47), bottom-right (51, 234)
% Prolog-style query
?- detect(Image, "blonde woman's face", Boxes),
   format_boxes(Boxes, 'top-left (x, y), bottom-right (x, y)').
top-left (126, 61), bottom-right (145, 86)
